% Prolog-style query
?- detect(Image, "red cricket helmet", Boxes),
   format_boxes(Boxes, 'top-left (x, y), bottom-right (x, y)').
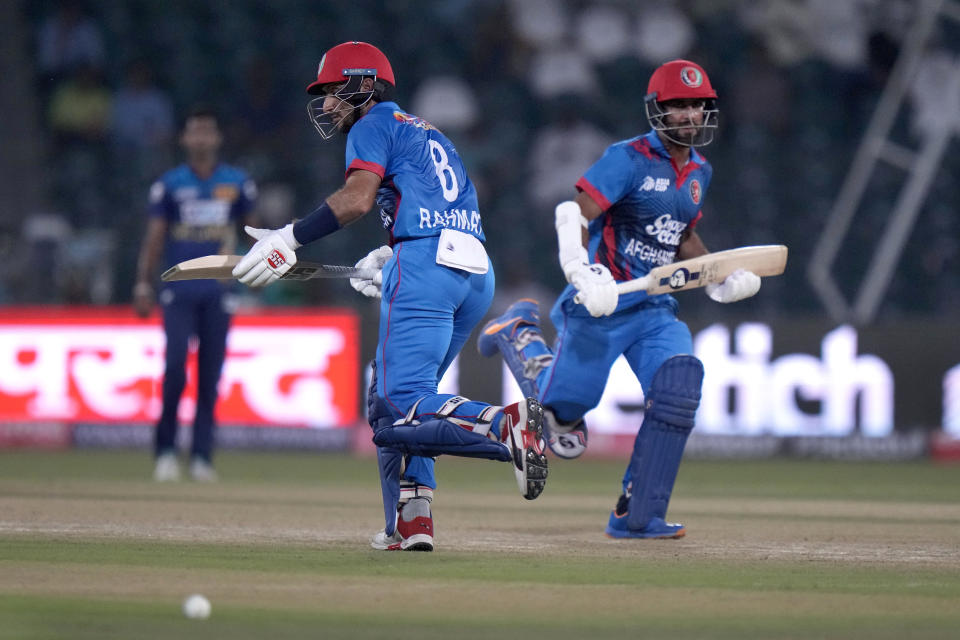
top-left (644, 59), bottom-right (719, 147)
top-left (646, 59), bottom-right (717, 102)
top-left (306, 41), bottom-right (395, 95)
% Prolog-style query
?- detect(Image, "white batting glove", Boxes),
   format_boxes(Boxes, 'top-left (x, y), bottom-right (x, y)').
top-left (570, 263), bottom-right (618, 317)
top-left (232, 223), bottom-right (301, 287)
top-left (350, 245), bottom-right (392, 298)
top-left (705, 269), bottom-right (761, 303)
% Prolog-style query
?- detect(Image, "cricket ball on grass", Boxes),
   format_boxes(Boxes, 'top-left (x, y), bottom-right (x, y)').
top-left (182, 594), bottom-right (211, 619)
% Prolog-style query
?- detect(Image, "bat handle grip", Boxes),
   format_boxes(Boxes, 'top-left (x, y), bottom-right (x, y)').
top-left (357, 268), bottom-right (379, 280)
top-left (614, 275), bottom-right (653, 295)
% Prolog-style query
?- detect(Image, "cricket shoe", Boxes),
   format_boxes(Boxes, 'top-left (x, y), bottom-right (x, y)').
top-left (543, 411), bottom-right (589, 459)
top-left (604, 494), bottom-right (686, 539)
top-left (370, 497), bottom-right (434, 551)
top-left (153, 452), bottom-right (180, 482)
top-left (500, 397), bottom-right (548, 500)
top-left (477, 298), bottom-right (542, 358)
top-left (189, 457), bottom-right (218, 483)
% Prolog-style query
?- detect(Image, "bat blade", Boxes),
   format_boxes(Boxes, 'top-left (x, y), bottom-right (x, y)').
top-left (160, 255), bottom-right (377, 282)
top-left (161, 255), bottom-right (241, 281)
top-left (616, 244), bottom-right (788, 296)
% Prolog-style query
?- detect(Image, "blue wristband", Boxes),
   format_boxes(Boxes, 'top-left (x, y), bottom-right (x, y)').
top-left (292, 201), bottom-right (341, 245)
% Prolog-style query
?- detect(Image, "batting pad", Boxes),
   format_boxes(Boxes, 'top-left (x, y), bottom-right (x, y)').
top-left (376, 446), bottom-right (403, 536)
top-left (626, 355), bottom-right (703, 531)
top-left (366, 360), bottom-right (405, 536)
top-left (373, 418), bottom-right (512, 462)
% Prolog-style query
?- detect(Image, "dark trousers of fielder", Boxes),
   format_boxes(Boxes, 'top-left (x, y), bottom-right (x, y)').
top-left (154, 290), bottom-right (230, 462)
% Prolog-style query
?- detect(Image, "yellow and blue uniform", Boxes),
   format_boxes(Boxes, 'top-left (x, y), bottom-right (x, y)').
top-left (149, 164), bottom-right (256, 462)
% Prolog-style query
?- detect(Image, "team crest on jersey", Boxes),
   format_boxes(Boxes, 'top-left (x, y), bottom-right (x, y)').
top-left (214, 184), bottom-right (238, 202)
top-left (680, 66), bottom-right (703, 88)
top-left (689, 179), bottom-right (701, 204)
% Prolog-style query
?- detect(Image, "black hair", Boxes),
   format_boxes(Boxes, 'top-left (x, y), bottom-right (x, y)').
top-left (181, 104), bottom-right (220, 130)
top-left (372, 78), bottom-right (394, 102)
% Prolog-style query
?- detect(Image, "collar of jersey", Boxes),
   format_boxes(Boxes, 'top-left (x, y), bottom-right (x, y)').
top-left (645, 130), bottom-right (705, 165)
top-left (369, 101), bottom-right (400, 116)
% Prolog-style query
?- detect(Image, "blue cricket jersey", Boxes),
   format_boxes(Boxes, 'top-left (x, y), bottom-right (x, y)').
top-left (344, 101), bottom-right (484, 244)
top-left (149, 163), bottom-right (257, 293)
top-left (575, 130), bottom-right (712, 309)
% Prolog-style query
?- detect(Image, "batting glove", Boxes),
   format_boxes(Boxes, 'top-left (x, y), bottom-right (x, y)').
top-left (350, 245), bottom-right (392, 298)
top-left (705, 269), bottom-right (761, 303)
top-left (570, 263), bottom-right (618, 317)
top-left (232, 223), bottom-right (301, 287)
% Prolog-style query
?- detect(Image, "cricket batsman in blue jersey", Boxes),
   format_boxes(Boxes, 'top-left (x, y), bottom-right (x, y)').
top-left (480, 60), bottom-right (762, 539)
top-left (231, 42), bottom-right (548, 552)
top-left (134, 105), bottom-right (258, 483)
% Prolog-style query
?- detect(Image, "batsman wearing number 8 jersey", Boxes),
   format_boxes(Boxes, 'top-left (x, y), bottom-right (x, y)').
top-left (480, 59), bottom-right (763, 539)
top-left (231, 41), bottom-right (548, 552)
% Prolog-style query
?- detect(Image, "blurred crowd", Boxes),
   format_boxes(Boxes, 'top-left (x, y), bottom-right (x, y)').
top-left (7, 0), bottom-right (959, 320)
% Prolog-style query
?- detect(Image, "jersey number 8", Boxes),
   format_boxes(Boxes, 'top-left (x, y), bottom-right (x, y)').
top-left (429, 140), bottom-right (459, 203)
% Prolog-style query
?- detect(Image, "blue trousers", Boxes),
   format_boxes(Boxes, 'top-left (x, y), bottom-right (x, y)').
top-left (542, 290), bottom-right (693, 491)
top-left (155, 287), bottom-right (230, 462)
top-left (374, 236), bottom-right (496, 488)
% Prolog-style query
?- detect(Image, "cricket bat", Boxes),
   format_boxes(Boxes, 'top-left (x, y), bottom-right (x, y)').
top-left (575, 244), bottom-right (787, 302)
top-left (161, 255), bottom-right (378, 282)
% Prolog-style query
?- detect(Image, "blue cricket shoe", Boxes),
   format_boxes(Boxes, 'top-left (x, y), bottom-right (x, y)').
top-left (477, 298), bottom-right (542, 358)
top-left (604, 494), bottom-right (686, 539)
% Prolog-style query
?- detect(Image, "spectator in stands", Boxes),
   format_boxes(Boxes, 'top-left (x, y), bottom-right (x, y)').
top-left (527, 95), bottom-right (612, 211)
top-left (46, 60), bottom-right (112, 227)
top-left (112, 58), bottom-right (176, 155)
top-left (228, 55), bottom-right (298, 184)
top-left (47, 61), bottom-right (111, 146)
top-left (35, 0), bottom-right (105, 101)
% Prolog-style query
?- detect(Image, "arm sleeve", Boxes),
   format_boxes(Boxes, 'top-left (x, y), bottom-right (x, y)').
top-left (147, 180), bottom-right (170, 219)
top-left (234, 177), bottom-right (258, 217)
top-left (574, 145), bottom-right (635, 212)
top-left (345, 117), bottom-right (391, 178)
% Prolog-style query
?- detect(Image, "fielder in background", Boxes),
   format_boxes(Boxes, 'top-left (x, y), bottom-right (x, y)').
top-left (230, 41), bottom-right (548, 552)
top-left (479, 59), bottom-right (762, 539)
top-left (134, 105), bottom-right (258, 483)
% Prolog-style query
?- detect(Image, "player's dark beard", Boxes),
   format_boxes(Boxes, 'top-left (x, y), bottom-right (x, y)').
top-left (672, 128), bottom-right (697, 145)
top-left (339, 109), bottom-right (360, 134)
top-left (663, 115), bottom-right (701, 147)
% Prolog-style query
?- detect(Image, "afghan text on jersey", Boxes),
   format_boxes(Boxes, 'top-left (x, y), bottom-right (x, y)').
top-left (623, 239), bottom-right (676, 265)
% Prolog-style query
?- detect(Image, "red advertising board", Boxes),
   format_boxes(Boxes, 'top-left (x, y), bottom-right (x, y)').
top-left (0, 307), bottom-right (360, 428)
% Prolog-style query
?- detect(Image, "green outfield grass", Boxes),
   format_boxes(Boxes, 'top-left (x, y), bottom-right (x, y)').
top-left (1, 450), bottom-right (959, 639)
